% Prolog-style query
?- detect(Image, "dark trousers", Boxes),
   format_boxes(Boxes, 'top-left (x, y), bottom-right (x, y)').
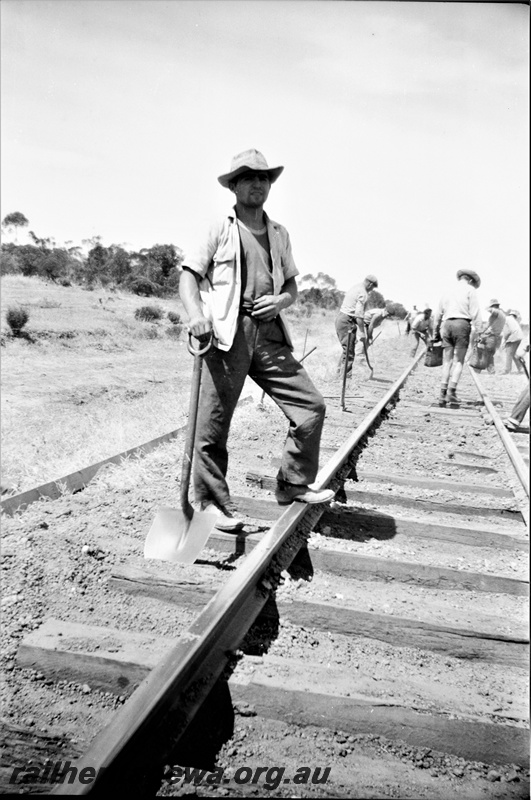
top-left (193, 315), bottom-right (326, 507)
top-left (483, 332), bottom-right (501, 370)
top-left (504, 340), bottom-right (523, 373)
top-left (509, 384), bottom-right (530, 424)
top-left (335, 312), bottom-right (357, 375)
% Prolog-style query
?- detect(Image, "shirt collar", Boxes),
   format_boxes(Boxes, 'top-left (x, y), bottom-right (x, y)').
top-left (228, 206), bottom-right (274, 228)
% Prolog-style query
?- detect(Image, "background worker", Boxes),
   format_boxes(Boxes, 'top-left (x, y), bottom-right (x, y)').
top-left (404, 305), bottom-right (417, 335)
top-left (480, 299), bottom-right (506, 373)
top-left (432, 269), bottom-right (481, 408)
top-left (410, 307), bottom-right (433, 357)
top-left (502, 310), bottom-right (524, 374)
top-left (366, 305), bottom-right (389, 342)
top-left (179, 148), bottom-right (335, 532)
top-left (355, 306), bottom-right (389, 364)
top-left (335, 274), bottom-right (379, 377)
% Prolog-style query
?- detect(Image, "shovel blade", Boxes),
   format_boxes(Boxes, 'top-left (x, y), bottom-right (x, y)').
top-left (144, 506), bottom-right (218, 565)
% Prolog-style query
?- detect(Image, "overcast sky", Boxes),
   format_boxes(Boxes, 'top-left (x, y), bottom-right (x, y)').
top-left (1, 1), bottom-right (529, 320)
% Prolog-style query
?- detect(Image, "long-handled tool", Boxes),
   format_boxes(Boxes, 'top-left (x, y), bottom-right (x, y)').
top-left (361, 334), bottom-right (374, 380)
top-left (340, 329), bottom-right (353, 412)
top-left (144, 335), bottom-right (218, 565)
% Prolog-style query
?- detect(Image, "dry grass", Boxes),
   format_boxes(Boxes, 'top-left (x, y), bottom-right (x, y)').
top-left (0, 274), bottom-right (182, 337)
top-left (1, 276), bottom-right (193, 492)
top-left (1, 275), bottom-right (390, 494)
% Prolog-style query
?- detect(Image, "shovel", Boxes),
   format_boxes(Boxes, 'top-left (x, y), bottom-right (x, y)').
top-left (144, 334), bottom-right (218, 564)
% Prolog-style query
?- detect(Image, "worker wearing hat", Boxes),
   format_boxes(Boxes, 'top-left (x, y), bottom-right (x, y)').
top-left (335, 274), bottom-right (379, 377)
top-left (410, 307), bottom-right (434, 358)
top-left (179, 149), bottom-right (335, 531)
top-left (480, 299), bottom-right (506, 373)
top-left (432, 269), bottom-right (482, 407)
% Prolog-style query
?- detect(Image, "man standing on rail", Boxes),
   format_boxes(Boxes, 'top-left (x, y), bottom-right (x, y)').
top-left (432, 269), bottom-right (481, 408)
top-left (179, 149), bottom-right (335, 532)
top-left (335, 274), bottom-right (379, 377)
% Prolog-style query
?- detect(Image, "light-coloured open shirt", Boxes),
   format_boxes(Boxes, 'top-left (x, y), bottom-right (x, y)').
top-left (182, 208), bottom-right (298, 351)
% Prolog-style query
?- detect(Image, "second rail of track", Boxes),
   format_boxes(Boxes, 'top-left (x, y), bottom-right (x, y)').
top-left (468, 365), bottom-right (529, 498)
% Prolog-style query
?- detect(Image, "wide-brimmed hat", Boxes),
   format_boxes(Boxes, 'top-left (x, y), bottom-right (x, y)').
top-left (218, 149), bottom-right (284, 188)
top-left (506, 309), bottom-right (519, 318)
top-left (456, 269), bottom-right (481, 288)
top-left (487, 299), bottom-right (500, 308)
top-left (365, 274), bottom-right (378, 288)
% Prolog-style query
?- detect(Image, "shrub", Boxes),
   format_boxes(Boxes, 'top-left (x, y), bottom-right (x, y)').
top-left (167, 311), bottom-right (181, 324)
top-left (366, 290), bottom-right (386, 311)
top-left (166, 324), bottom-right (183, 339)
top-left (134, 305), bottom-right (164, 322)
top-left (385, 301), bottom-right (408, 320)
top-left (129, 277), bottom-right (161, 297)
top-left (141, 325), bottom-right (160, 339)
top-left (0, 249), bottom-right (21, 275)
top-left (6, 306), bottom-right (29, 335)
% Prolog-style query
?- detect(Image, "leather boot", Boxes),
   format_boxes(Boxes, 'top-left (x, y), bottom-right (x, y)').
top-left (438, 386), bottom-right (447, 407)
top-left (447, 387), bottom-right (459, 408)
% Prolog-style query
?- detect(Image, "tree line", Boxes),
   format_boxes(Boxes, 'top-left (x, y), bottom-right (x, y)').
top-left (1, 212), bottom-right (407, 316)
top-left (1, 212), bottom-right (181, 297)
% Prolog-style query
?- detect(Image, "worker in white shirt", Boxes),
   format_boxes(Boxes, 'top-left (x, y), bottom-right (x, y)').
top-left (432, 269), bottom-right (481, 408)
top-left (335, 275), bottom-right (379, 376)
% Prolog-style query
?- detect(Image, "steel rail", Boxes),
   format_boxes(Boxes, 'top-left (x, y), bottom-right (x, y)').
top-left (1, 395), bottom-right (254, 516)
top-left (468, 366), bottom-right (529, 498)
top-left (53, 352), bottom-right (423, 796)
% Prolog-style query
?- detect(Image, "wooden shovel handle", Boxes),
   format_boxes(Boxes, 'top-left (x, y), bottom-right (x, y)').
top-left (180, 333), bottom-right (212, 516)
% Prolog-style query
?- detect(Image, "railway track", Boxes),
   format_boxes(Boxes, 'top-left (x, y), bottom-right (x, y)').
top-left (2, 348), bottom-right (529, 797)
